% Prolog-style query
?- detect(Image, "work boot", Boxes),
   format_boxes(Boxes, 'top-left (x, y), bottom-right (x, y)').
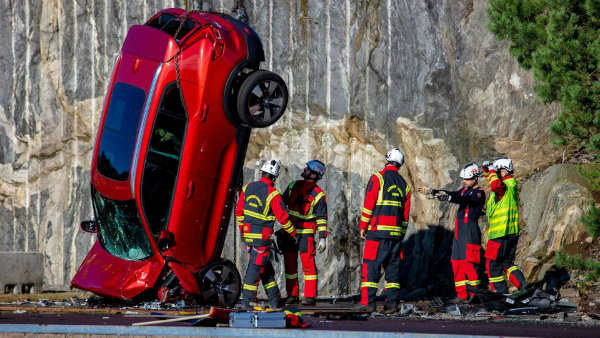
top-left (301, 297), bottom-right (316, 306)
top-left (383, 303), bottom-right (398, 314)
top-left (352, 303), bottom-right (376, 312)
top-left (286, 295), bottom-right (300, 305)
top-left (518, 281), bottom-right (531, 292)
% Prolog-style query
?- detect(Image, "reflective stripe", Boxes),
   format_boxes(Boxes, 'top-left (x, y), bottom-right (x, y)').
top-left (288, 210), bottom-right (316, 219)
top-left (361, 282), bottom-right (378, 288)
top-left (281, 221), bottom-right (295, 234)
top-left (489, 276), bottom-right (505, 283)
top-left (374, 173), bottom-right (385, 202)
top-left (361, 216), bottom-right (371, 223)
top-left (317, 226), bottom-right (327, 232)
top-left (386, 282), bottom-right (400, 289)
top-left (362, 208), bottom-right (373, 215)
top-left (265, 191), bottom-right (279, 211)
top-left (375, 201), bottom-right (402, 207)
top-left (243, 284), bottom-right (258, 291)
top-left (296, 228), bottom-right (314, 234)
top-left (305, 275), bottom-right (318, 280)
top-left (506, 265), bottom-right (519, 276)
top-left (285, 273), bottom-right (298, 279)
top-left (264, 281), bottom-right (277, 289)
top-left (316, 219), bottom-right (327, 224)
top-left (468, 280), bottom-right (481, 286)
top-left (455, 280), bottom-right (467, 287)
top-left (244, 209), bottom-right (276, 221)
top-left (487, 177), bottom-right (519, 239)
top-left (243, 233), bottom-right (263, 239)
top-left (376, 225), bottom-right (406, 232)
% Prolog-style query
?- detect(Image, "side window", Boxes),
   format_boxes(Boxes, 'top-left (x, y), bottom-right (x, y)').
top-left (141, 84), bottom-right (187, 239)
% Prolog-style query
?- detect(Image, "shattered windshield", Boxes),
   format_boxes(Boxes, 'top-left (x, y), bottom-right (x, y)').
top-left (92, 187), bottom-right (153, 261)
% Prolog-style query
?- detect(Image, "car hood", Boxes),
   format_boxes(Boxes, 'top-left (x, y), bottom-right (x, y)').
top-left (71, 241), bottom-right (165, 300)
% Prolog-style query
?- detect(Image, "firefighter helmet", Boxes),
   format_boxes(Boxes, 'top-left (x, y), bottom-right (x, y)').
top-left (261, 159), bottom-right (281, 177)
top-left (493, 157), bottom-right (513, 173)
top-left (385, 148), bottom-right (404, 166)
top-left (306, 160), bottom-right (326, 179)
top-left (459, 163), bottom-right (480, 179)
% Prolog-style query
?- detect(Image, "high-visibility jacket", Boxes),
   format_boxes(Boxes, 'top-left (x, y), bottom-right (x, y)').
top-left (235, 177), bottom-right (296, 246)
top-left (483, 170), bottom-right (519, 239)
top-left (282, 180), bottom-right (328, 238)
top-left (359, 165), bottom-right (411, 240)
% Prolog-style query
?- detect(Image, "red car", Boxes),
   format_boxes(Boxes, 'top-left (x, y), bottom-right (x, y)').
top-left (70, 9), bottom-right (288, 307)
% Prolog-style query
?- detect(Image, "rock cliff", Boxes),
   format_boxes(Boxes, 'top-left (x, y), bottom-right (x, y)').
top-left (0, 0), bottom-right (594, 298)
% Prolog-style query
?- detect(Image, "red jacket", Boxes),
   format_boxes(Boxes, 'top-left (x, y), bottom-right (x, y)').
top-left (359, 164), bottom-right (411, 237)
top-left (235, 177), bottom-right (296, 246)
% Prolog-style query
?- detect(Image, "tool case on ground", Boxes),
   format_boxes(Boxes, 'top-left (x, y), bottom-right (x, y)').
top-left (229, 311), bottom-right (286, 328)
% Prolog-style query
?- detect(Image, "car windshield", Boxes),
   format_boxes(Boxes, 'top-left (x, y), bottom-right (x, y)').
top-left (92, 187), bottom-right (153, 261)
top-left (97, 82), bottom-right (146, 181)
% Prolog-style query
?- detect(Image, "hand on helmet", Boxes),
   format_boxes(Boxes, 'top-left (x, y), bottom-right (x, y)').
top-left (482, 161), bottom-right (491, 169)
top-left (317, 238), bottom-right (326, 253)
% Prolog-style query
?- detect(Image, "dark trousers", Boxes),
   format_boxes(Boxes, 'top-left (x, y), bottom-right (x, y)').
top-left (241, 245), bottom-right (281, 307)
top-left (283, 234), bottom-right (318, 298)
top-left (485, 235), bottom-right (526, 293)
top-left (360, 238), bottom-right (402, 306)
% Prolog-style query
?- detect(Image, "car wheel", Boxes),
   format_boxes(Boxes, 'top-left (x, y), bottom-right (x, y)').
top-left (198, 259), bottom-right (241, 308)
top-left (237, 70), bottom-right (288, 128)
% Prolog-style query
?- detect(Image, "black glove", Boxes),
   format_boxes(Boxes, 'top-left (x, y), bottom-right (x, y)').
top-left (437, 194), bottom-right (449, 201)
top-left (482, 161), bottom-right (491, 169)
top-left (430, 188), bottom-right (440, 195)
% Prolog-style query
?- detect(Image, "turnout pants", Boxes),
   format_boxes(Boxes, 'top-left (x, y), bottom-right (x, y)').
top-left (360, 238), bottom-right (402, 306)
top-left (283, 234), bottom-right (318, 298)
top-left (241, 245), bottom-right (281, 307)
top-left (485, 235), bottom-right (526, 294)
top-left (451, 260), bottom-right (480, 300)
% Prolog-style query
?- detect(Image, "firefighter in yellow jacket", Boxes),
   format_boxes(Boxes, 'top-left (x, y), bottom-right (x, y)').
top-left (482, 157), bottom-right (529, 294)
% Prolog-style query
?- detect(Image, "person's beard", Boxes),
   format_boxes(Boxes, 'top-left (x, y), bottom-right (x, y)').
top-left (301, 171), bottom-right (311, 179)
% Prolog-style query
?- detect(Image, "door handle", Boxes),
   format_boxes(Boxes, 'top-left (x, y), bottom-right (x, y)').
top-left (186, 181), bottom-right (194, 200)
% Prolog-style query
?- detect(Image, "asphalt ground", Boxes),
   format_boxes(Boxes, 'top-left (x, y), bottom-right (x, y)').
top-left (0, 311), bottom-right (598, 337)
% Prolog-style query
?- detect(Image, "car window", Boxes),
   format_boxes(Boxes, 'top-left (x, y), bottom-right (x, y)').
top-left (141, 84), bottom-right (188, 239)
top-left (92, 187), bottom-right (153, 261)
top-left (97, 82), bottom-right (146, 181)
top-left (146, 13), bottom-right (197, 40)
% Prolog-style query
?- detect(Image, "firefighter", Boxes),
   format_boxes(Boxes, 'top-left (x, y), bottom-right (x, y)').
top-left (234, 160), bottom-right (297, 309)
top-left (418, 163), bottom-right (485, 301)
top-left (281, 160), bottom-right (328, 306)
top-left (481, 157), bottom-right (529, 294)
top-left (355, 148), bottom-right (411, 313)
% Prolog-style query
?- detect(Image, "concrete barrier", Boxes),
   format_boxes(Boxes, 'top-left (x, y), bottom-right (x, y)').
top-left (0, 252), bottom-right (43, 294)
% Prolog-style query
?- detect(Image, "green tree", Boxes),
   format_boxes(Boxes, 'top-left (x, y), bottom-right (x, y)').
top-left (488, 0), bottom-right (600, 154)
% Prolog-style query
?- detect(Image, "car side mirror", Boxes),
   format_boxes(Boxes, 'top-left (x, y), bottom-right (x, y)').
top-left (158, 230), bottom-right (176, 252)
top-left (80, 220), bottom-right (97, 233)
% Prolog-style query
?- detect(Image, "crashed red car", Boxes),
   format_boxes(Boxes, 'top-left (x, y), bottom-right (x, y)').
top-left (71, 9), bottom-right (288, 307)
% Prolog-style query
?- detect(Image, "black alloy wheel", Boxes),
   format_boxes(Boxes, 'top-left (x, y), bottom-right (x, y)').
top-left (237, 70), bottom-right (288, 128)
top-left (198, 259), bottom-right (241, 308)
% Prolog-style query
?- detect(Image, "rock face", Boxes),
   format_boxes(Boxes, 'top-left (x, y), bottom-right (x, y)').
top-left (0, 0), bottom-right (594, 297)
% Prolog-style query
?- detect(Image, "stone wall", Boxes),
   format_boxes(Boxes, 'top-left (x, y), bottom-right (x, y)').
top-left (0, 0), bottom-right (593, 296)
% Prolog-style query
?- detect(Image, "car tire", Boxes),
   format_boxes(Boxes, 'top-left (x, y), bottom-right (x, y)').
top-left (197, 259), bottom-right (241, 308)
top-left (237, 70), bottom-right (288, 128)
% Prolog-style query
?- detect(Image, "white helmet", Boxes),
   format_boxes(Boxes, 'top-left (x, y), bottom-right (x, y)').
top-left (306, 160), bottom-right (326, 179)
top-left (385, 148), bottom-right (404, 166)
top-left (459, 163), bottom-right (480, 179)
top-left (261, 159), bottom-right (281, 177)
top-left (493, 157), bottom-right (513, 173)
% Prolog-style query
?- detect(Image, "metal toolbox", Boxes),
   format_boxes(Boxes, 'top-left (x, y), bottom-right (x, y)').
top-left (229, 311), bottom-right (286, 328)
